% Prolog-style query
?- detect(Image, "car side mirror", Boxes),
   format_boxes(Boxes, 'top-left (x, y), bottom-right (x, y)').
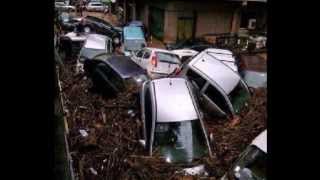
top-left (138, 139), bottom-right (146, 148)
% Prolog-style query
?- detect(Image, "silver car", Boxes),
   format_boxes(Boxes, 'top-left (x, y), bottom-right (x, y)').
top-left (178, 50), bottom-right (251, 117)
top-left (221, 130), bottom-right (267, 180)
top-left (139, 78), bottom-right (212, 164)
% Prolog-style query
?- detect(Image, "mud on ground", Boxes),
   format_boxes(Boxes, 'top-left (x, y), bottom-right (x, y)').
top-left (58, 62), bottom-right (266, 180)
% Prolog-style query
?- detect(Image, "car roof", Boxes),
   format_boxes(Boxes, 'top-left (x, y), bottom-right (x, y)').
top-left (84, 34), bottom-right (110, 49)
top-left (128, 20), bottom-right (143, 26)
top-left (188, 51), bottom-right (241, 94)
top-left (251, 130), bottom-right (267, 153)
top-left (146, 47), bottom-right (178, 54)
top-left (204, 48), bottom-right (235, 62)
top-left (171, 49), bottom-right (199, 58)
top-left (152, 78), bottom-right (199, 123)
top-left (104, 55), bottom-right (146, 79)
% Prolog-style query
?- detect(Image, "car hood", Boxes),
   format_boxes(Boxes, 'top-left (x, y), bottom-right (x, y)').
top-left (171, 49), bottom-right (199, 59)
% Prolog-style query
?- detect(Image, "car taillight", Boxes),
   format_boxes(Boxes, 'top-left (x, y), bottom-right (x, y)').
top-left (151, 55), bottom-right (157, 67)
top-left (175, 67), bottom-right (182, 75)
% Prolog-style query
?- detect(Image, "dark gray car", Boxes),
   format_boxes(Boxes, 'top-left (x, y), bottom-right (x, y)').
top-left (84, 55), bottom-right (149, 95)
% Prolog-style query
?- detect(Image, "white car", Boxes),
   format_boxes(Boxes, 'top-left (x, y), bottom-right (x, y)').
top-left (200, 48), bottom-right (238, 72)
top-left (172, 48), bottom-right (238, 72)
top-left (55, 1), bottom-right (75, 11)
top-left (76, 34), bottom-right (113, 73)
top-left (86, 2), bottom-right (107, 12)
top-left (171, 48), bottom-right (199, 63)
top-left (131, 48), bottom-right (181, 79)
top-left (221, 130), bottom-right (267, 180)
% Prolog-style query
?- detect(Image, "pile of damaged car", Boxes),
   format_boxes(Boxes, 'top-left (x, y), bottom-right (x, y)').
top-left (55, 6), bottom-right (266, 179)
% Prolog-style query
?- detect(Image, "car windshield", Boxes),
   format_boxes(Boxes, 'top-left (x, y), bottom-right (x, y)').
top-left (230, 145), bottom-right (266, 180)
top-left (156, 52), bottom-right (180, 64)
top-left (228, 81), bottom-right (250, 114)
top-left (153, 120), bottom-right (209, 164)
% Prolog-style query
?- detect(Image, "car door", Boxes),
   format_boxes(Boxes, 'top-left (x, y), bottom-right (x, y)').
top-left (140, 82), bottom-right (154, 154)
top-left (132, 49), bottom-right (145, 67)
top-left (152, 52), bottom-right (180, 75)
top-left (92, 63), bottom-right (122, 94)
top-left (141, 49), bottom-right (151, 70)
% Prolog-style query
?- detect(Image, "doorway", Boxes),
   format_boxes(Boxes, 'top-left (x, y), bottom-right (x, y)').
top-left (177, 17), bottom-right (195, 41)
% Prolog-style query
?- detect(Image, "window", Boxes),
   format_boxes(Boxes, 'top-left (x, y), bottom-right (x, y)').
top-left (107, 68), bottom-right (124, 91)
top-left (155, 52), bottom-right (180, 64)
top-left (144, 87), bottom-right (152, 150)
top-left (228, 82), bottom-right (250, 114)
top-left (143, 51), bottom-right (151, 59)
top-left (153, 120), bottom-right (209, 163)
top-left (204, 84), bottom-right (231, 114)
top-left (136, 50), bottom-right (144, 58)
top-left (95, 64), bottom-right (124, 92)
top-left (186, 69), bottom-right (206, 89)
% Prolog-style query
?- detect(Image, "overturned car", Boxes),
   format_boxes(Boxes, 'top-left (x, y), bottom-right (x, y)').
top-left (176, 49), bottom-right (250, 117)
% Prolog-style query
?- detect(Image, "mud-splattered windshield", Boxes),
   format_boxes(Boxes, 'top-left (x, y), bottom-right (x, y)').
top-left (153, 120), bottom-right (209, 164)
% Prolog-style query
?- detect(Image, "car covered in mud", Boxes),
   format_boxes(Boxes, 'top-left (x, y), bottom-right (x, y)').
top-left (139, 78), bottom-right (212, 164)
top-left (84, 54), bottom-right (148, 95)
top-left (221, 130), bottom-right (267, 180)
top-left (176, 50), bottom-right (250, 117)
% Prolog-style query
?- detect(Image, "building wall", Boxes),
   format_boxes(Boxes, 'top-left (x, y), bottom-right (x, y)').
top-left (195, 6), bottom-right (234, 36)
top-left (160, 1), bottom-right (239, 43)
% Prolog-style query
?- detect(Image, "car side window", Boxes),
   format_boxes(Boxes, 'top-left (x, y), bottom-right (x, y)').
top-left (204, 84), bottom-right (231, 114)
top-left (144, 87), bottom-right (152, 149)
top-left (96, 64), bottom-right (124, 91)
top-left (136, 50), bottom-right (144, 58)
top-left (143, 51), bottom-right (150, 59)
top-left (186, 69), bottom-right (206, 89)
top-left (108, 68), bottom-right (125, 90)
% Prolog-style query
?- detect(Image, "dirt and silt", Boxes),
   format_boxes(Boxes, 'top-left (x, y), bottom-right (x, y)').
top-left (58, 62), bottom-right (266, 180)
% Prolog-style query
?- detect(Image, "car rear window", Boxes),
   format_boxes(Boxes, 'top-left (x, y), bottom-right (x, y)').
top-left (155, 52), bottom-right (180, 64)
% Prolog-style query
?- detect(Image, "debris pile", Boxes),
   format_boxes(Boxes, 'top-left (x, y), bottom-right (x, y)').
top-left (205, 88), bottom-right (267, 174)
top-left (58, 63), bottom-right (267, 179)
